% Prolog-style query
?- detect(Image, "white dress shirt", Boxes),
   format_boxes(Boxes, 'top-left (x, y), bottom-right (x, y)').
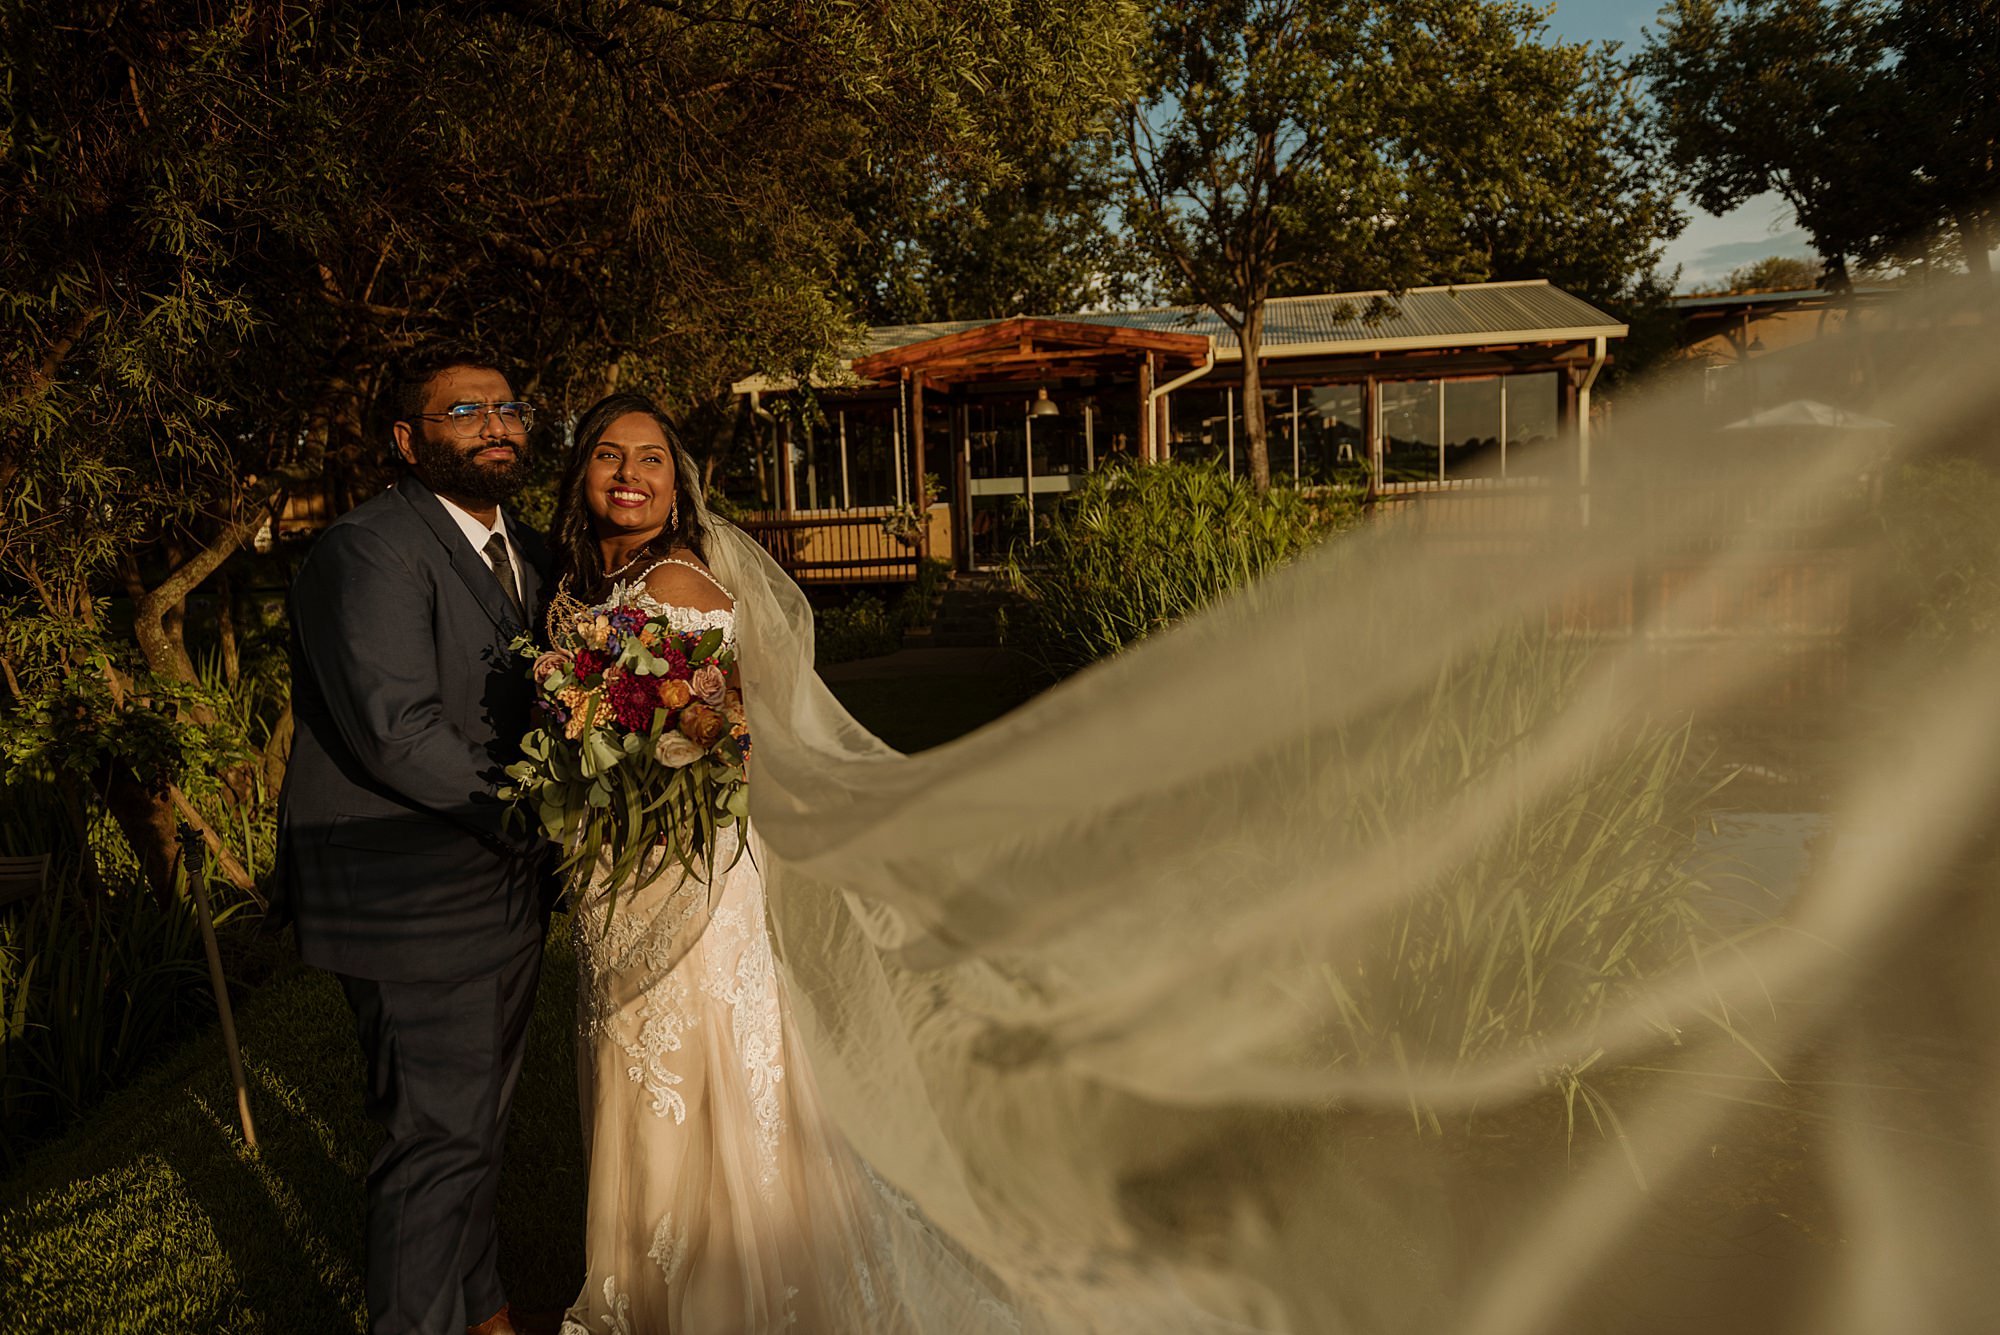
top-left (435, 494), bottom-right (519, 571)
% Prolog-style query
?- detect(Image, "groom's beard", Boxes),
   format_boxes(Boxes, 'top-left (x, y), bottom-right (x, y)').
top-left (409, 429), bottom-right (532, 505)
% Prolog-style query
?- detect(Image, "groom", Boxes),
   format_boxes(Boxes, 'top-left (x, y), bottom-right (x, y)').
top-left (277, 345), bottom-right (552, 1335)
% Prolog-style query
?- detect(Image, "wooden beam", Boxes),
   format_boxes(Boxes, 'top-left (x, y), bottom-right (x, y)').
top-left (909, 372), bottom-right (927, 533)
top-left (1138, 352), bottom-right (1155, 464)
top-left (852, 316), bottom-right (1211, 381)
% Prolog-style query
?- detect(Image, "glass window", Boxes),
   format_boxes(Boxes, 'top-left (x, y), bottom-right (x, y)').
top-left (1443, 378), bottom-right (1504, 479)
top-left (1298, 385), bottom-right (1364, 483)
top-left (842, 404), bottom-right (899, 507)
top-left (967, 398), bottom-right (1023, 480)
top-left (1504, 372), bottom-right (1561, 480)
top-left (1089, 391), bottom-right (1141, 470)
top-left (1226, 389), bottom-right (1292, 479)
top-left (1380, 380), bottom-right (1440, 484)
top-left (790, 414), bottom-right (844, 511)
top-left (1166, 387), bottom-right (1229, 464)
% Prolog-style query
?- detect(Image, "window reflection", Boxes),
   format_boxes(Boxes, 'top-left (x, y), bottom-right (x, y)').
top-left (1381, 381), bottom-right (1441, 484)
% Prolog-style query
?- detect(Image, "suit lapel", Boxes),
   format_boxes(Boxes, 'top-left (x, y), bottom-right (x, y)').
top-left (513, 528), bottom-right (548, 628)
top-left (392, 475), bottom-right (524, 637)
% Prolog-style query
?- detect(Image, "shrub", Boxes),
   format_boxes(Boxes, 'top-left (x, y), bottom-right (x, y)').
top-left (1002, 460), bottom-right (1362, 679)
top-left (813, 559), bottom-right (954, 667)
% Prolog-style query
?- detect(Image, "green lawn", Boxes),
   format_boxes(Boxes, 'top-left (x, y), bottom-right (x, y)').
top-left (0, 667), bottom-right (1028, 1335)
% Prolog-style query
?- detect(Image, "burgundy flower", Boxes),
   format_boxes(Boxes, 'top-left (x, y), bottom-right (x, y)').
top-left (572, 648), bottom-right (609, 680)
top-left (658, 646), bottom-right (691, 681)
top-left (605, 670), bottom-right (665, 732)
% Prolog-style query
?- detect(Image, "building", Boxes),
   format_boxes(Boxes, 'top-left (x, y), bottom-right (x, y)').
top-left (734, 279), bottom-right (1628, 578)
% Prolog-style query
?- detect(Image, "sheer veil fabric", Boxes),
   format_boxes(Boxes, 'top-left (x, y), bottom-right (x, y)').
top-left (622, 284), bottom-right (1997, 1333)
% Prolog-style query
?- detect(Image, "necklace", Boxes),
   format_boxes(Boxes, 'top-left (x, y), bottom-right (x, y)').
top-left (604, 548), bottom-right (655, 581)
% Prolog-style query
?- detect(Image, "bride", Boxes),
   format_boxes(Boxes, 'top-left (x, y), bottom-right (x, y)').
top-left (546, 393), bottom-right (1022, 1334)
top-left (534, 283), bottom-right (2000, 1335)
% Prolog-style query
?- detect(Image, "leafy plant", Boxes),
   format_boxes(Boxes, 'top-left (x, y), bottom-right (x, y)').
top-left (1002, 460), bottom-right (1361, 678)
top-left (1316, 629), bottom-right (1741, 1132)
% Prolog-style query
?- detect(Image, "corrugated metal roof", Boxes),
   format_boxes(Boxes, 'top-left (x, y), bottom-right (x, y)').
top-left (858, 279), bottom-right (1624, 360)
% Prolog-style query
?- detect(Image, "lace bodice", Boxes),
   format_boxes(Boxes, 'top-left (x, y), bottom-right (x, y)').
top-left (604, 556), bottom-right (736, 647)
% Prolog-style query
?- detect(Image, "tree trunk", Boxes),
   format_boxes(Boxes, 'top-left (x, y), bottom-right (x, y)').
top-left (1957, 209), bottom-right (1993, 281)
top-left (130, 483), bottom-right (285, 684)
top-left (215, 573), bottom-right (241, 688)
top-left (1240, 301), bottom-right (1271, 493)
top-left (262, 705), bottom-right (294, 799)
top-left (100, 765), bottom-right (181, 908)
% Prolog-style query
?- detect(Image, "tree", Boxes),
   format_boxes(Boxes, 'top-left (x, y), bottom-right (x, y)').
top-left (1639, 0), bottom-right (1997, 284)
top-left (0, 0), bottom-right (1133, 893)
top-left (1726, 255), bottom-right (1825, 292)
top-left (1119, 0), bottom-right (1680, 491)
top-left (843, 136), bottom-right (1148, 326)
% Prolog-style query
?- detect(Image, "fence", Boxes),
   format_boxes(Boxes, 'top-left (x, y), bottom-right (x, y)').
top-left (735, 506), bottom-right (945, 584)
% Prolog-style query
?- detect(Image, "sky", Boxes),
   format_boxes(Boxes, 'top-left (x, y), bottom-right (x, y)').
top-left (1540, 0), bottom-right (1816, 292)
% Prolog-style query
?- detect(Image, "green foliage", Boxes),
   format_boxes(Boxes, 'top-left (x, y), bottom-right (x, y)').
top-left (1875, 457), bottom-right (2000, 640)
top-left (0, 870), bottom-right (247, 1170)
top-left (1639, 0), bottom-right (1998, 282)
top-left (845, 136), bottom-right (1149, 324)
top-left (1317, 630), bottom-right (1737, 1123)
top-left (1, 0), bottom-right (1139, 891)
top-left (812, 559), bottom-right (953, 667)
top-left (1725, 255), bottom-right (1825, 294)
top-left (1118, 0), bottom-right (1682, 484)
top-left (0, 926), bottom-right (590, 1330)
top-left (816, 595), bottom-right (902, 666)
top-left (1001, 460), bottom-right (1359, 678)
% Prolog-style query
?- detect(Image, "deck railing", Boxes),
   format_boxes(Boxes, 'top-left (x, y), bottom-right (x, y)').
top-left (734, 507), bottom-right (925, 583)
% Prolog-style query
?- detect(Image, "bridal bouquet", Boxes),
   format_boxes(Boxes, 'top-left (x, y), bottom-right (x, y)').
top-left (502, 603), bottom-right (752, 906)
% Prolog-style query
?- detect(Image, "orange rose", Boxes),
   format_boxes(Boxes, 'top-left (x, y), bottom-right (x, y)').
top-left (657, 678), bottom-right (693, 711)
top-left (677, 702), bottom-right (730, 749)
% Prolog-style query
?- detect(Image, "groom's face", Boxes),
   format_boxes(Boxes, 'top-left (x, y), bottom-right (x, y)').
top-left (393, 364), bottom-right (533, 506)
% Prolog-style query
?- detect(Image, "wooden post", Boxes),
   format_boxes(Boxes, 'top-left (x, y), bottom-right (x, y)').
top-left (1363, 375), bottom-right (1381, 498)
top-left (179, 823), bottom-right (257, 1148)
top-left (954, 400), bottom-right (973, 573)
top-left (909, 373), bottom-right (928, 546)
top-left (1138, 353), bottom-right (1156, 463)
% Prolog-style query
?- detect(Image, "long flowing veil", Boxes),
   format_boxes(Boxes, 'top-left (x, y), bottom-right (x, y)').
top-left (704, 281), bottom-right (2000, 1333)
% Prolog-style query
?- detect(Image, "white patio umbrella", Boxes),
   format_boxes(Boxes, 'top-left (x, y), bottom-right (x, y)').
top-left (1720, 399), bottom-right (1898, 431)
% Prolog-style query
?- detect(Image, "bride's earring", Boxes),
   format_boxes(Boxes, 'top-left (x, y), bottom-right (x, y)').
top-left (669, 495), bottom-right (680, 528)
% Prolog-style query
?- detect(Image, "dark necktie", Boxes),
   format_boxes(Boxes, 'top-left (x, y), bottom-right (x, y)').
top-left (484, 531), bottom-right (522, 616)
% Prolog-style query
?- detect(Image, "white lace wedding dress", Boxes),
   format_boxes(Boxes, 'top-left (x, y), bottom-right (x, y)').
top-left (559, 566), bottom-right (1019, 1335)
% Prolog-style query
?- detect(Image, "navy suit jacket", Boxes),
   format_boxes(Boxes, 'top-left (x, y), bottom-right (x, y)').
top-left (276, 474), bottom-right (551, 982)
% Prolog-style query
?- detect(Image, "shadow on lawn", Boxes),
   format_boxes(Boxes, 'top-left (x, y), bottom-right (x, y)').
top-left (0, 924), bottom-right (591, 1334)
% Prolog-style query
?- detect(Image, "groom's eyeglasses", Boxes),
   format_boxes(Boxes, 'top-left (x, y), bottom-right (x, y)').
top-left (410, 401), bottom-right (536, 436)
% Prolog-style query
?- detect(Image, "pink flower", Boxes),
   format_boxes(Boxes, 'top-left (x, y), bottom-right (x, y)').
top-left (691, 663), bottom-right (727, 706)
top-left (533, 650), bottom-right (572, 687)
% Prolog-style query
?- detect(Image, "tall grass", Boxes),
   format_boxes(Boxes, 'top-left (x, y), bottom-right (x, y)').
top-left (1002, 461), bottom-right (1361, 679)
top-left (1317, 629), bottom-right (1742, 1139)
top-left (0, 874), bottom-right (242, 1170)
top-left (0, 748), bottom-right (266, 1168)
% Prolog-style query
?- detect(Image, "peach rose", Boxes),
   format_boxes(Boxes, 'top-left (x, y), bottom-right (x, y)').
top-left (677, 702), bottom-right (730, 749)
top-left (691, 663), bottom-right (727, 707)
top-left (657, 678), bottom-right (693, 711)
top-left (533, 649), bottom-right (572, 687)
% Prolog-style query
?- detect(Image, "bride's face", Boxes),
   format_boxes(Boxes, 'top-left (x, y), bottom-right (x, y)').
top-left (583, 411), bottom-right (677, 540)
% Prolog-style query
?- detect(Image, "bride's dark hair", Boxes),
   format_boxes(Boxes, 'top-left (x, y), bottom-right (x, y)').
top-left (553, 392), bottom-right (709, 600)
